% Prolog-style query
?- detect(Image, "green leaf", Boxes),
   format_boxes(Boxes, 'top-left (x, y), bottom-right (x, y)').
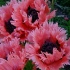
top-left (60, 68), bottom-right (65, 70)
top-left (24, 60), bottom-right (34, 70)
top-left (0, 0), bottom-right (10, 6)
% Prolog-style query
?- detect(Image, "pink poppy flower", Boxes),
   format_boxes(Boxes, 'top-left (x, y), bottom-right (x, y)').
top-left (25, 21), bottom-right (70, 70)
top-left (0, 0), bottom-right (17, 37)
top-left (11, 0), bottom-right (55, 30)
top-left (0, 35), bottom-right (22, 58)
top-left (0, 58), bottom-right (13, 70)
top-left (0, 50), bottom-right (26, 70)
top-left (12, 27), bottom-right (29, 41)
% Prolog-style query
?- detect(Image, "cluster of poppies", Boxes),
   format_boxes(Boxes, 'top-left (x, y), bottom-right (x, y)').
top-left (0, 0), bottom-right (70, 70)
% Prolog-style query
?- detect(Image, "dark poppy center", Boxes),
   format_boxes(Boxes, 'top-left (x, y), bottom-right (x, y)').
top-left (37, 68), bottom-right (41, 70)
top-left (5, 18), bottom-right (16, 34)
top-left (64, 65), bottom-right (70, 70)
top-left (40, 40), bottom-right (61, 54)
top-left (27, 6), bottom-right (39, 23)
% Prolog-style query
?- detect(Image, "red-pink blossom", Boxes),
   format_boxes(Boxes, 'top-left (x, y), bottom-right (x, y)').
top-left (0, 35), bottom-right (22, 58)
top-left (12, 27), bottom-right (29, 41)
top-left (0, 0), bottom-right (17, 38)
top-left (25, 21), bottom-right (70, 70)
top-left (11, 0), bottom-right (55, 31)
top-left (0, 50), bottom-right (26, 70)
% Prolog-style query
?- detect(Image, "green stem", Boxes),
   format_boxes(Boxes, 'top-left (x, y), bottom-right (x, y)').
top-left (51, 0), bottom-right (56, 10)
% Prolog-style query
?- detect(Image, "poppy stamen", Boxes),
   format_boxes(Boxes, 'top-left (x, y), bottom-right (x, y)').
top-left (5, 18), bottom-right (16, 34)
top-left (27, 6), bottom-right (39, 23)
top-left (40, 40), bottom-right (61, 54)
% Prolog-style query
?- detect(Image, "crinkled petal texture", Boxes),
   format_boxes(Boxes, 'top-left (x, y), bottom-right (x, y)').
top-left (25, 21), bottom-right (70, 70)
top-left (0, 35), bottom-right (22, 58)
top-left (11, 27), bottom-right (29, 41)
top-left (0, 49), bottom-right (26, 70)
top-left (11, 0), bottom-right (55, 30)
top-left (0, 0), bottom-right (17, 37)
top-left (0, 0), bottom-right (28, 41)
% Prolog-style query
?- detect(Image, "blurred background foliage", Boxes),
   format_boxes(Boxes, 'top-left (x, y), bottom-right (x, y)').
top-left (0, 0), bottom-right (70, 70)
top-left (0, 0), bottom-right (10, 6)
top-left (50, 0), bottom-right (70, 39)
